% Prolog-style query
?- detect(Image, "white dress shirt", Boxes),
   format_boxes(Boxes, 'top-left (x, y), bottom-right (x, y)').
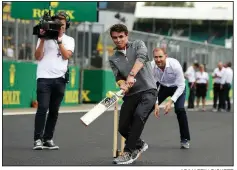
top-left (36, 34), bottom-right (75, 79)
top-left (184, 66), bottom-right (196, 83)
top-left (221, 67), bottom-right (233, 84)
top-left (212, 68), bottom-right (225, 84)
top-left (6, 48), bottom-right (14, 58)
top-left (195, 71), bottom-right (209, 84)
top-left (151, 58), bottom-right (185, 103)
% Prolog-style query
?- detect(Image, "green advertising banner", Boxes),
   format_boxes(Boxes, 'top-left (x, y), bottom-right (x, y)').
top-left (61, 66), bottom-right (80, 106)
top-left (11, 2), bottom-right (98, 22)
top-left (83, 70), bottom-right (233, 104)
top-left (3, 61), bottom-right (80, 109)
top-left (83, 70), bottom-right (121, 103)
top-left (3, 61), bottom-right (37, 108)
top-left (3, 63), bottom-right (233, 109)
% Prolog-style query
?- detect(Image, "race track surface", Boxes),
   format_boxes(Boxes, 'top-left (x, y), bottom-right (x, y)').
top-left (3, 108), bottom-right (233, 166)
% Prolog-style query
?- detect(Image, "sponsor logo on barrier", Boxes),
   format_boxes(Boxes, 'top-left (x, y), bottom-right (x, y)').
top-left (65, 90), bottom-right (91, 103)
top-left (33, 1), bottom-right (74, 19)
top-left (32, 2), bottom-right (75, 20)
top-left (3, 64), bottom-right (21, 105)
top-left (70, 68), bottom-right (76, 88)
top-left (81, 90), bottom-right (90, 102)
top-left (3, 91), bottom-right (21, 105)
top-left (32, 9), bottom-right (75, 20)
top-left (9, 64), bottom-right (16, 87)
top-left (11, 2), bottom-right (97, 22)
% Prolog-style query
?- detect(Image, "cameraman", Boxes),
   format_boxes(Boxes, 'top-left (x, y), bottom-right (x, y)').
top-left (33, 12), bottom-right (75, 150)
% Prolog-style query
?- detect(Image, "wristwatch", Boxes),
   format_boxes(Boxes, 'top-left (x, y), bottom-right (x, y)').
top-left (57, 41), bottom-right (62, 45)
top-left (129, 71), bottom-right (135, 77)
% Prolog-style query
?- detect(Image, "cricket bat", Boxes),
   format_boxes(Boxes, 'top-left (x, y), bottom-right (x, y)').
top-left (80, 90), bottom-right (124, 126)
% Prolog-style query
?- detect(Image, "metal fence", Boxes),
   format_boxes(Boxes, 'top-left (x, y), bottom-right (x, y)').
top-left (2, 18), bottom-right (107, 69)
top-left (102, 30), bottom-right (233, 72)
top-left (3, 18), bottom-right (233, 72)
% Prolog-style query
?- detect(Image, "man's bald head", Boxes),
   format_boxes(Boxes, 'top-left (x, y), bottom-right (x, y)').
top-left (217, 62), bottom-right (223, 70)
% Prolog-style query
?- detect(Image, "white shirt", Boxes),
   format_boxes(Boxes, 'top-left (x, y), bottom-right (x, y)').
top-left (196, 71), bottom-right (209, 84)
top-left (184, 66), bottom-right (196, 83)
top-left (7, 48), bottom-right (14, 58)
top-left (151, 58), bottom-right (185, 103)
top-left (221, 67), bottom-right (233, 84)
top-left (36, 34), bottom-right (75, 79)
top-left (212, 67), bottom-right (225, 84)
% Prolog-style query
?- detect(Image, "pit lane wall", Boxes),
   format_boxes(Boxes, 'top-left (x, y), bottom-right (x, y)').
top-left (3, 61), bottom-right (80, 108)
top-left (3, 61), bottom-right (233, 108)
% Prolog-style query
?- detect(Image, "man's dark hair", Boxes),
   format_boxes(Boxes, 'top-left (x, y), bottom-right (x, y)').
top-left (56, 11), bottom-right (67, 22)
top-left (194, 63), bottom-right (199, 68)
top-left (227, 62), bottom-right (232, 67)
top-left (110, 24), bottom-right (128, 36)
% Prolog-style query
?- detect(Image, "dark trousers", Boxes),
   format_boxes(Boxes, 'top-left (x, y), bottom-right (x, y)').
top-left (34, 78), bottom-right (66, 141)
top-left (187, 83), bottom-right (195, 108)
top-left (217, 85), bottom-right (226, 110)
top-left (213, 83), bottom-right (222, 109)
top-left (157, 83), bottom-right (190, 141)
top-left (119, 89), bottom-right (157, 153)
top-left (223, 83), bottom-right (231, 111)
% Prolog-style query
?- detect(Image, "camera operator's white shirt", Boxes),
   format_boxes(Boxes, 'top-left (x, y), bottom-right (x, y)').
top-left (36, 34), bottom-right (75, 79)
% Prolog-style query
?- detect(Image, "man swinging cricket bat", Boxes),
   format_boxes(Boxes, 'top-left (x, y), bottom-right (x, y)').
top-left (81, 24), bottom-right (157, 165)
top-left (107, 24), bottom-right (157, 164)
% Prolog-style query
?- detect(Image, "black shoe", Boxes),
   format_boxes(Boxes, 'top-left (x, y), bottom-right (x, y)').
top-left (43, 140), bottom-right (59, 150)
top-left (33, 139), bottom-right (43, 150)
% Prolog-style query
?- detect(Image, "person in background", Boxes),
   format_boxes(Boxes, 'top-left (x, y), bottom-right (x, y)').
top-left (25, 43), bottom-right (32, 60)
top-left (33, 12), bottom-right (75, 150)
top-left (195, 65), bottom-right (209, 111)
top-left (6, 45), bottom-right (14, 58)
top-left (184, 61), bottom-right (199, 110)
top-left (151, 47), bottom-right (191, 149)
top-left (18, 43), bottom-right (25, 60)
top-left (212, 62), bottom-right (225, 112)
top-left (220, 62), bottom-right (233, 112)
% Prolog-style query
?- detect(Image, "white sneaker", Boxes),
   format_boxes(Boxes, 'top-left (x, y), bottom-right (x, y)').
top-left (180, 140), bottom-right (190, 149)
top-left (33, 139), bottom-right (43, 150)
top-left (212, 108), bottom-right (218, 112)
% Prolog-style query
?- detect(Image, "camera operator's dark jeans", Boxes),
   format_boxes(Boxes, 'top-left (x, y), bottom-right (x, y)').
top-left (34, 77), bottom-right (66, 141)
